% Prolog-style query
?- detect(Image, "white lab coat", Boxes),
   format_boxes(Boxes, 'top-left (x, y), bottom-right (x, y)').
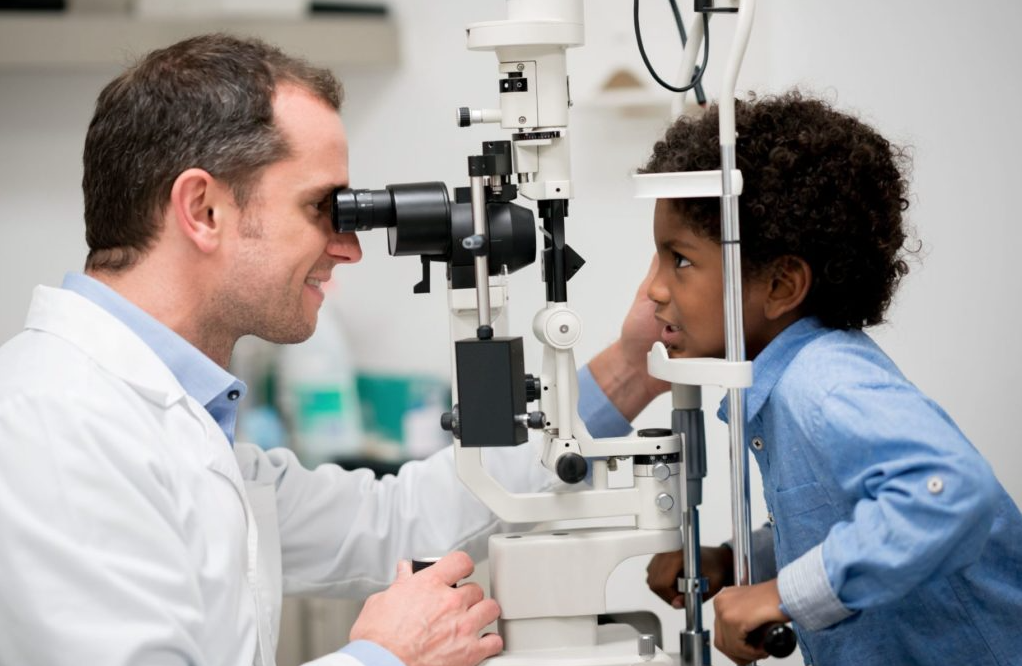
top-left (0, 286), bottom-right (557, 666)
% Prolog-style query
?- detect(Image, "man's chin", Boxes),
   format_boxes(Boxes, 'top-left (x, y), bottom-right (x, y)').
top-left (258, 320), bottom-right (316, 345)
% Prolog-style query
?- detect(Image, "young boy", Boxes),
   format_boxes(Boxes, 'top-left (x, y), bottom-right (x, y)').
top-left (642, 92), bottom-right (1022, 665)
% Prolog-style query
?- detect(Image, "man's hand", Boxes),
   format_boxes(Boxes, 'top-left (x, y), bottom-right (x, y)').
top-left (588, 256), bottom-right (670, 421)
top-left (647, 546), bottom-right (734, 608)
top-left (712, 579), bottom-right (790, 665)
top-left (349, 552), bottom-right (502, 666)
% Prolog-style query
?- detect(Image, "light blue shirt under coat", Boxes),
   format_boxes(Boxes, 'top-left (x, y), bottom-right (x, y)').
top-left (63, 273), bottom-right (247, 443)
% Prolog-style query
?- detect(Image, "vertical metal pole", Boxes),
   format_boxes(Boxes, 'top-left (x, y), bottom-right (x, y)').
top-left (469, 173), bottom-right (491, 330)
top-left (716, 0), bottom-right (757, 618)
top-left (674, 383), bottom-right (711, 665)
top-left (721, 144), bottom-right (753, 592)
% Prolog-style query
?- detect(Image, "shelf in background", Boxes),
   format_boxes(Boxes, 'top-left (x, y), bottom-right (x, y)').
top-left (0, 13), bottom-right (399, 70)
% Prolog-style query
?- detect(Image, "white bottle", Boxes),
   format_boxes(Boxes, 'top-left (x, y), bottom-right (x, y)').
top-left (403, 383), bottom-right (451, 460)
top-left (277, 299), bottom-right (364, 468)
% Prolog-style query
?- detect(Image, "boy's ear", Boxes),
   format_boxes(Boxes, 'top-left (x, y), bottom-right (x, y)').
top-left (168, 168), bottom-right (236, 254)
top-left (763, 255), bottom-right (812, 320)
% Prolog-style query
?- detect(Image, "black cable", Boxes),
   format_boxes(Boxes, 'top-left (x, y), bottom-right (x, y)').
top-left (634, 0), bottom-right (710, 94)
top-left (669, 0), bottom-right (688, 45)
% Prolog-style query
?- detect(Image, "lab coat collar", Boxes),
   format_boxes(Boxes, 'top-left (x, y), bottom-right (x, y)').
top-left (24, 286), bottom-right (186, 408)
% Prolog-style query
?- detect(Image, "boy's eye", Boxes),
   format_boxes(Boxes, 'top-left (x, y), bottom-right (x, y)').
top-left (673, 252), bottom-right (691, 269)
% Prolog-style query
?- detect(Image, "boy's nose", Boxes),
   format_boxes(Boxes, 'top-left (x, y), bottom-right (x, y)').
top-left (646, 268), bottom-right (669, 305)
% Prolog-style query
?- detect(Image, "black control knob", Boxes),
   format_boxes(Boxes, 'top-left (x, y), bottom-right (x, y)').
top-left (524, 374), bottom-right (541, 402)
top-left (746, 623), bottom-right (796, 658)
top-left (555, 452), bottom-right (588, 484)
top-left (411, 557), bottom-right (441, 574)
top-left (526, 411), bottom-right (545, 429)
top-left (637, 428), bottom-right (673, 438)
top-left (440, 407), bottom-right (460, 437)
top-left (457, 106), bottom-right (471, 127)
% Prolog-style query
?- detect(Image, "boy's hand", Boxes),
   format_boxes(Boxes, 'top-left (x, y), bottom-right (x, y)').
top-left (588, 256), bottom-right (670, 420)
top-left (350, 551), bottom-right (502, 666)
top-left (712, 579), bottom-right (790, 665)
top-left (647, 546), bottom-right (734, 608)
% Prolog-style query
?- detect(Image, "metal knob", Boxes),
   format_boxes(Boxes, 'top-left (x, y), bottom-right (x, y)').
top-left (514, 411), bottom-right (546, 429)
top-left (652, 461), bottom-right (671, 482)
top-left (637, 634), bottom-right (656, 662)
top-left (655, 492), bottom-right (675, 512)
top-left (440, 406), bottom-right (460, 437)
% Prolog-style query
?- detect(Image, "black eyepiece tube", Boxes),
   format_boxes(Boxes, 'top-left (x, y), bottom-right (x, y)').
top-left (332, 183), bottom-right (454, 261)
top-left (332, 187), bottom-right (396, 233)
top-left (330, 180), bottom-right (534, 287)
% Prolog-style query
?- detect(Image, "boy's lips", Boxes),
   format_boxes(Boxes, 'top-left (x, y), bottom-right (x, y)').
top-left (660, 322), bottom-right (682, 346)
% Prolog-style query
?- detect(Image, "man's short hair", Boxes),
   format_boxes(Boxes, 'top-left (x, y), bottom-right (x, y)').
top-left (82, 33), bottom-right (343, 271)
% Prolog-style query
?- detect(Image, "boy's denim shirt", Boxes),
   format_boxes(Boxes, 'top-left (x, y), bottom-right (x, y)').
top-left (720, 317), bottom-right (1022, 665)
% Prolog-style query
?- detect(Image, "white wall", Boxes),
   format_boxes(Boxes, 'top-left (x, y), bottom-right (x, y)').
top-left (2, 2), bottom-right (1020, 663)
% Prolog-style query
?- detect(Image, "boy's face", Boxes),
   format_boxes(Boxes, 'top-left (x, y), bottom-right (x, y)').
top-left (648, 199), bottom-right (727, 358)
top-left (648, 199), bottom-right (774, 359)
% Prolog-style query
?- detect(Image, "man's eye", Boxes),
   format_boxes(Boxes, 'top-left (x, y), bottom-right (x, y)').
top-left (673, 252), bottom-right (691, 269)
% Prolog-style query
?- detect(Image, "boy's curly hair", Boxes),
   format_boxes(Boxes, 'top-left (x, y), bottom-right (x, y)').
top-left (641, 91), bottom-right (913, 330)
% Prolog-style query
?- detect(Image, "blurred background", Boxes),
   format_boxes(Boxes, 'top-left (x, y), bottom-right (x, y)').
top-left (2, 1), bottom-right (1020, 664)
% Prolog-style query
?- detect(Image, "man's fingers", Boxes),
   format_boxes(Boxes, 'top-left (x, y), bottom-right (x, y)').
top-left (455, 581), bottom-right (485, 608)
top-left (425, 551), bottom-right (474, 587)
top-left (465, 597), bottom-right (501, 631)
top-left (476, 631), bottom-right (504, 659)
top-left (395, 560), bottom-right (413, 582)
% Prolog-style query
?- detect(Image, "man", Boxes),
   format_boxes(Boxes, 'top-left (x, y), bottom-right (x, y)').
top-left (0, 34), bottom-right (665, 666)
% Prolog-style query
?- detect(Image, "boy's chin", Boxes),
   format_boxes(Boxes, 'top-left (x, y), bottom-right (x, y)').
top-left (666, 347), bottom-right (726, 360)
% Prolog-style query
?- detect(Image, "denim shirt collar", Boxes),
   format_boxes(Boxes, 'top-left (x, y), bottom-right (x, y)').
top-left (61, 273), bottom-right (246, 442)
top-left (718, 316), bottom-right (828, 424)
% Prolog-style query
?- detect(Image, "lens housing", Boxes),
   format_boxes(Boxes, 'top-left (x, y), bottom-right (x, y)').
top-left (331, 181), bottom-right (535, 289)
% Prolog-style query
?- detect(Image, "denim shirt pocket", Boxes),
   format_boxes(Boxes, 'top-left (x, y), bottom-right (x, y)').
top-left (772, 481), bottom-right (834, 559)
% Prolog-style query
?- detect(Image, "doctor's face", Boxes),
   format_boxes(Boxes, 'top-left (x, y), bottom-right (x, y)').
top-left (217, 82), bottom-right (362, 344)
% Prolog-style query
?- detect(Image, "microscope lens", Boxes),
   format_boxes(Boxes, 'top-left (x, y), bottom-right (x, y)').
top-left (331, 188), bottom-right (395, 233)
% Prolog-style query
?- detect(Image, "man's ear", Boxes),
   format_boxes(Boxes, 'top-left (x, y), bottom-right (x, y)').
top-left (168, 168), bottom-right (236, 254)
top-left (763, 255), bottom-right (812, 320)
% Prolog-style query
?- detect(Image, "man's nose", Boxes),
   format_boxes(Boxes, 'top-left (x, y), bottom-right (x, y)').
top-left (328, 231), bottom-right (362, 264)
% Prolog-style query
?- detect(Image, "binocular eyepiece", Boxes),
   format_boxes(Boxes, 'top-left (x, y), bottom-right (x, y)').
top-left (332, 182), bottom-right (455, 258)
top-left (331, 181), bottom-right (536, 291)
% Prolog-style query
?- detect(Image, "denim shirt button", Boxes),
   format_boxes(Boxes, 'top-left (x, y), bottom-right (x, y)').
top-left (751, 436), bottom-right (765, 451)
top-left (767, 512), bottom-right (775, 524)
top-left (927, 476), bottom-right (944, 494)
